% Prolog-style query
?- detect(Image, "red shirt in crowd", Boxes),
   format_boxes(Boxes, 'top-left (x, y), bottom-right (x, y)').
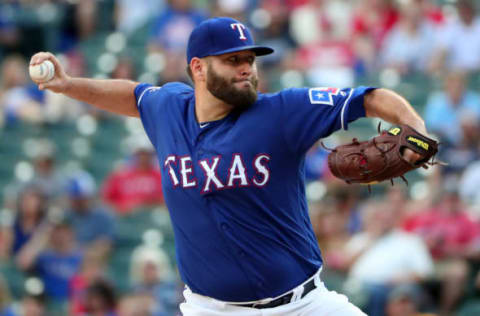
top-left (403, 207), bottom-right (479, 259)
top-left (351, 5), bottom-right (399, 48)
top-left (70, 274), bottom-right (88, 315)
top-left (102, 166), bottom-right (164, 215)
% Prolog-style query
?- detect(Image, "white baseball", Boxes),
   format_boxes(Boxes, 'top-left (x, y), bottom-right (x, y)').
top-left (29, 60), bottom-right (55, 83)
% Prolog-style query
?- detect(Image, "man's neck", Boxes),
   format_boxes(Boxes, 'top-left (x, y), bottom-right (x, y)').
top-left (194, 87), bottom-right (233, 123)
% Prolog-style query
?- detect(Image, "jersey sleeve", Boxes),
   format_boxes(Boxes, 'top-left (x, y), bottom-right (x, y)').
top-left (134, 83), bottom-right (163, 146)
top-left (280, 86), bottom-right (376, 154)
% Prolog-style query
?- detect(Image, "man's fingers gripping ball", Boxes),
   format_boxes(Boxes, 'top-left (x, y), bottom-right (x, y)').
top-left (29, 60), bottom-right (55, 83)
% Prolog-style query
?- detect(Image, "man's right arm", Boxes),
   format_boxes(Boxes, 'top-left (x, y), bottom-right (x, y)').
top-left (30, 52), bottom-right (139, 117)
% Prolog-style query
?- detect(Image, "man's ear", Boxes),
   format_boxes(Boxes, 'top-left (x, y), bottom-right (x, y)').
top-left (191, 57), bottom-right (207, 82)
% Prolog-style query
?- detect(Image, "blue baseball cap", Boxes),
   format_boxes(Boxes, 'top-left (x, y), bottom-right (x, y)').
top-left (66, 170), bottom-right (96, 198)
top-left (186, 17), bottom-right (274, 64)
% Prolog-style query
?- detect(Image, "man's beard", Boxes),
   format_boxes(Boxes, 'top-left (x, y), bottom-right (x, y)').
top-left (206, 64), bottom-right (258, 111)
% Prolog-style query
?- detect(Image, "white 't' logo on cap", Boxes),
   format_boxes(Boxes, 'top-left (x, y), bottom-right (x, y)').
top-left (230, 23), bottom-right (247, 40)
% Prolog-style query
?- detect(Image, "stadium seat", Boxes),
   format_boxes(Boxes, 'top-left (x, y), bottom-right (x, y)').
top-left (457, 299), bottom-right (480, 316)
top-left (0, 262), bottom-right (27, 299)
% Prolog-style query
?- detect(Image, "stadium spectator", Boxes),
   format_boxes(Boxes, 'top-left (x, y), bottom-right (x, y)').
top-left (26, 142), bottom-right (64, 204)
top-left (351, 0), bottom-right (399, 47)
top-left (320, 185), bottom-right (364, 235)
top-left (435, 110), bottom-right (480, 178)
top-left (403, 186), bottom-right (479, 315)
top-left (345, 201), bottom-right (433, 316)
top-left (70, 250), bottom-right (108, 316)
top-left (429, 0), bottom-right (480, 73)
top-left (290, 0), bottom-right (355, 86)
top-left (21, 294), bottom-right (46, 316)
top-left (251, 0), bottom-right (294, 69)
top-left (16, 217), bottom-right (83, 307)
top-left (310, 200), bottom-right (351, 293)
top-left (350, 0), bottom-right (399, 74)
top-left (148, 0), bottom-right (205, 54)
top-left (0, 54), bottom-right (44, 124)
top-left (385, 186), bottom-right (409, 216)
top-left (130, 245), bottom-right (179, 315)
top-left (459, 160), bottom-right (480, 206)
top-left (0, 2), bottom-right (20, 58)
top-left (65, 171), bottom-right (114, 259)
top-left (0, 186), bottom-right (48, 260)
top-left (57, 0), bottom-right (98, 52)
top-left (385, 284), bottom-right (428, 316)
top-left (147, 0), bottom-right (206, 85)
top-left (290, 0), bottom-right (353, 46)
top-left (84, 280), bottom-right (117, 316)
top-left (2, 140), bottom-right (64, 210)
top-left (418, 0), bottom-right (444, 26)
top-left (295, 24), bottom-right (355, 87)
top-left (102, 142), bottom-right (164, 215)
top-left (117, 293), bottom-right (157, 316)
top-left (403, 186), bottom-right (479, 259)
top-left (379, 0), bottom-right (435, 75)
top-left (424, 71), bottom-right (480, 144)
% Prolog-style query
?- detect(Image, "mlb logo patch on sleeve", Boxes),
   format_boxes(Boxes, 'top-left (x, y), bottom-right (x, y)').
top-left (308, 87), bottom-right (340, 106)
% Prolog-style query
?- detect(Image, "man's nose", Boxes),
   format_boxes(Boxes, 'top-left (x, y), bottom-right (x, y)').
top-left (239, 62), bottom-right (252, 77)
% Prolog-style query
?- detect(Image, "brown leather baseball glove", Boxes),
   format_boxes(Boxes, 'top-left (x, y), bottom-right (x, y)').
top-left (326, 124), bottom-right (439, 187)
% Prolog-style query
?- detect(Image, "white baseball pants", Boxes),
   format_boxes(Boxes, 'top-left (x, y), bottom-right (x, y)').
top-left (180, 274), bottom-right (366, 316)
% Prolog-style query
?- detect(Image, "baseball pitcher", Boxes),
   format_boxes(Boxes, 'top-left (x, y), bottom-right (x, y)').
top-left (30, 17), bottom-right (434, 316)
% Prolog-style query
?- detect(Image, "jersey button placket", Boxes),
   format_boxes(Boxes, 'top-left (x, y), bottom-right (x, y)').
top-left (195, 128), bottom-right (207, 145)
top-left (194, 126), bottom-right (209, 166)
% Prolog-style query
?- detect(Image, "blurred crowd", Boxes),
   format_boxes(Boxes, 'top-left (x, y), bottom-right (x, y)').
top-left (1, 0), bottom-right (480, 315)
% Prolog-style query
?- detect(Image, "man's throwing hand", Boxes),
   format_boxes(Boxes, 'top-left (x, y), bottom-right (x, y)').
top-left (29, 52), bottom-right (70, 93)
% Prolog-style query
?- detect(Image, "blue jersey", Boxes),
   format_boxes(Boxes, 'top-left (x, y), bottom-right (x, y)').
top-left (134, 82), bottom-right (375, 301)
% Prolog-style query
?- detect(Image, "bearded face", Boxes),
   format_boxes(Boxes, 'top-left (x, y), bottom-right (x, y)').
top-left (206, 62), bottom-right (258, 111)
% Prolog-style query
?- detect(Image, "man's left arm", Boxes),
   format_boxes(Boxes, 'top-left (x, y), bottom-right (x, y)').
top-left (363, 88), bottom-right (428, 162)
top-left (364, 88), bottom-right (426, 134)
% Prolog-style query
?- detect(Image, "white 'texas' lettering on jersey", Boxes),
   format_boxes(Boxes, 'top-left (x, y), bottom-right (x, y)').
top-left (199, 156), bottom-right (224, 193)
top-left (227, 154), bottom-right (249, 187)
top-left (163, 154), bottom-right (271, 192)
top-left (164, 155), bottom-right (179, 186)
top-left (180, 156), bottom-right (197, 188)
top-left (252, 154), bottom-right (270, 186)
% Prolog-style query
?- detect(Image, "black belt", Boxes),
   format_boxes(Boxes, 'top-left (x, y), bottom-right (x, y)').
top-left (235, 277), bottom-right (317, 309)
